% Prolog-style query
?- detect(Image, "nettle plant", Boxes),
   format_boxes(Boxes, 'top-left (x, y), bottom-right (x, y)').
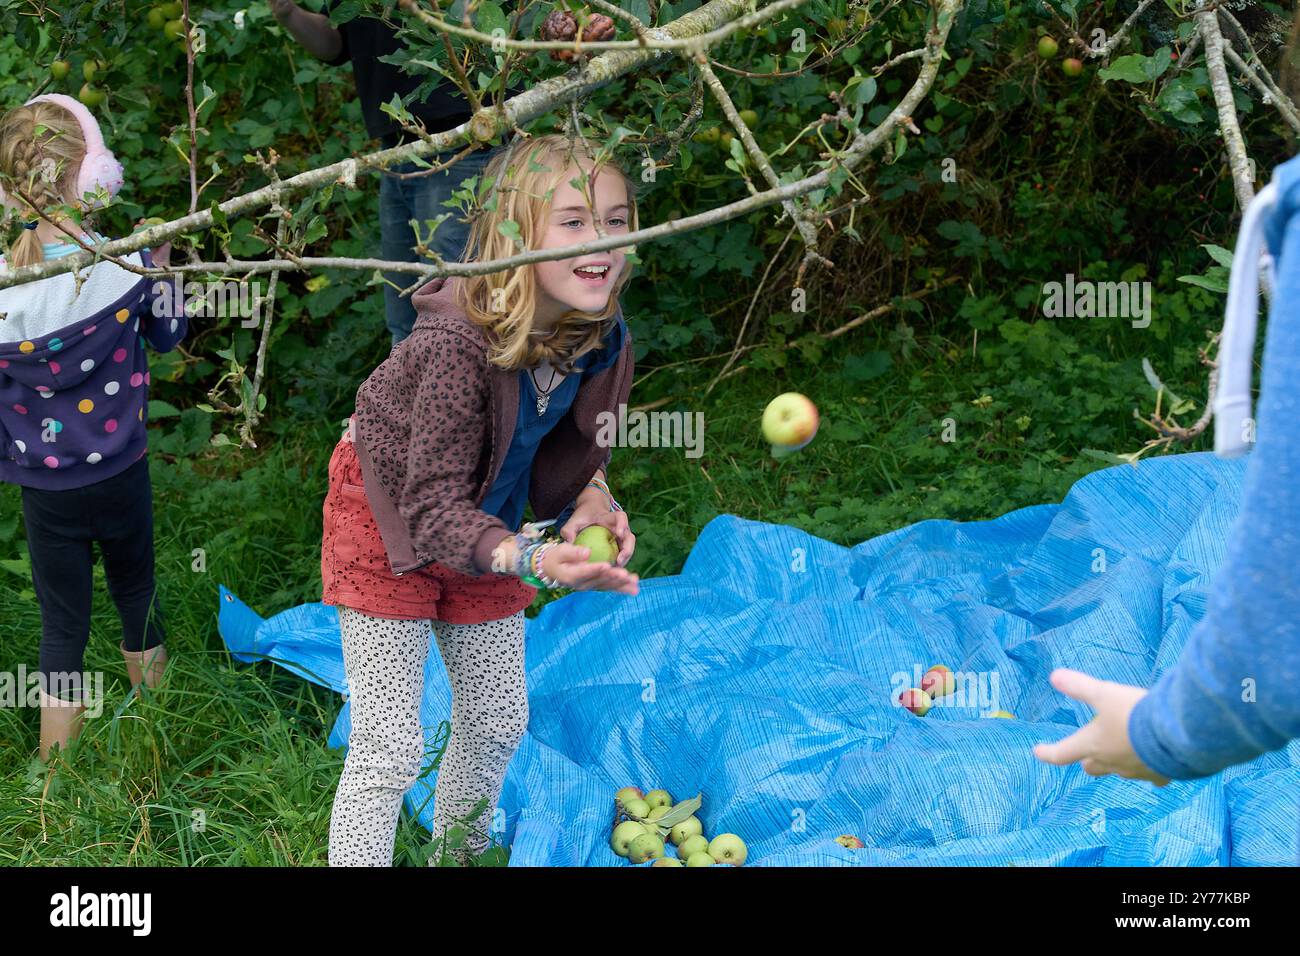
top-left (1, 0), bottom-right (973, 449)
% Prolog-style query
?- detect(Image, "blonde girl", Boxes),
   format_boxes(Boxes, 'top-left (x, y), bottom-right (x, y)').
top-left (0, 95), bottom-right (182, 760)
top-left (321, 133), bottom-right (640, 865)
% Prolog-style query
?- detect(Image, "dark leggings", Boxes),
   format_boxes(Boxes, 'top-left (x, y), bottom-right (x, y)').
top-left (21, 455), bottom-right (165, 693)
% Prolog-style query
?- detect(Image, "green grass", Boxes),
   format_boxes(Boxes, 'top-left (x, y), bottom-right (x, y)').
top-left (0, 311), bottom-right (1211, 865)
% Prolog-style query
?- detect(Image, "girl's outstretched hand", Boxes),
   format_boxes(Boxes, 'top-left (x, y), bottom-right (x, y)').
top-left (1032, 668), bottom-right (1170, 785)
top-left (541, 542), bottom-right (639, 595)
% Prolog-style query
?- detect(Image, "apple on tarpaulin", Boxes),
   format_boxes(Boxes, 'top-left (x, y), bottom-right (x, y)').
top-left (677, 833), bottom-right (709, 859)
top-left (899, 687), bottom-right (933, 716)
top-left (921, 664), bottom-right (955, 698)
top-left (628, 832), bottom-right (666, 864)
top-left (614, 786), bottom-right (644, 804)
top-left (611, 821), bottom-right (648, 857)
top-left (708, 833), bottom-right (748, 866)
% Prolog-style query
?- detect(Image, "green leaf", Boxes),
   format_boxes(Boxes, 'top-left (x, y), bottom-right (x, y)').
top-left (1080, 447), bottom-right (1136, 466)
top-left (1201, 244), bottom-right (1235, 270)
top-left (1156, 78), bottom-right (1203, 124)
top-left (1098, 52), bottom-right (1168, 84)
top-left (846, 75), bottom-right (877, 107)
top-left (649, 793), bottom-right (703, 828)
top-left (1177, 273), bottom-right (1229, 294)
top-left (147, 399), bottom-right (181, 419)
top-left (473, 1), bottom-right (509, 38)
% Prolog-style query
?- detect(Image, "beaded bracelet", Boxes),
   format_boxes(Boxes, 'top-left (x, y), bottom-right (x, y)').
top-left (518, 539), bottom-right (561, 589)
top-left (586, 477), bottom-right (623, 513)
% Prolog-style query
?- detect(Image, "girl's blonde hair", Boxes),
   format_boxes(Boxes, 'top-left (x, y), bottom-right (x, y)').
top-left (453, 133), bottom-right (639, 374)
top-left (0, 100), bottom-right (87, 269)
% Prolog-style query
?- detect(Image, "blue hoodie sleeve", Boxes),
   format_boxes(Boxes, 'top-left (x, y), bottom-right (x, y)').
top-left (1126, 180), bottom-right (1300, 780)
top-left (137, 248), bottom-right (187, 354)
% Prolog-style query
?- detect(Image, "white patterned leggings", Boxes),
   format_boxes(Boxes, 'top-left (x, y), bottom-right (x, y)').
top-left (328, 606), bottom-right (529, 866)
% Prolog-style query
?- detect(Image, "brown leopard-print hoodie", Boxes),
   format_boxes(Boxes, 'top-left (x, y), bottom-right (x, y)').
top-left (351, 275), bottom-right (634, 578)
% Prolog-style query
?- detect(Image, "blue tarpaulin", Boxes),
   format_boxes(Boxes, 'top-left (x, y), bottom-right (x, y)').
top-left (217, 452), bottom-right (1300, 865)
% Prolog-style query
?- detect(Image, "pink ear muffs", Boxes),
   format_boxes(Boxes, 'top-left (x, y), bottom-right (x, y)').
top-left (0, 92), bottom-right (124, 213)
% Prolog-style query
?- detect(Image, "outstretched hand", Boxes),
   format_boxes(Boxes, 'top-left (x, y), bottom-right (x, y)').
top-left (1032, 668), bottom-right (1170, 785)
top-left (547, 501), bottom-right (638, 594)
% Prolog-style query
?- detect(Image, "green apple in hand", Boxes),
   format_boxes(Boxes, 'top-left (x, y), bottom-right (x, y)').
top-left (575, 524), bottom-right (619, 564)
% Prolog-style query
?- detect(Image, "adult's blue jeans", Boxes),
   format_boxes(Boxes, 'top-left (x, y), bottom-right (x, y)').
top-left (378, 147), bottom-right (499, 347)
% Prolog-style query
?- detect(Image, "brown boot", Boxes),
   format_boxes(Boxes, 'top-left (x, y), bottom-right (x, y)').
top-left (39, 689), bottom-right (86, 762)
top-left (122, 642), bottom-right (169, 691)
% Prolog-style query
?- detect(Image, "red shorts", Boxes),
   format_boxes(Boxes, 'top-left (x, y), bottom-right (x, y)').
top-left (320, 433), bottom-right (536, 624)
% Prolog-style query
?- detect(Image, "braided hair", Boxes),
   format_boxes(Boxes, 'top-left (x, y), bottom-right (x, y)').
top-left (0, 99), bottom-right (88, 269)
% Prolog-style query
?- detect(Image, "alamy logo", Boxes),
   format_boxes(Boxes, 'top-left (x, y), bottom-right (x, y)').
top-left (49, 886), bottom-right (151, 936)
top-left (152, 278), bottom-right (263, 327)
top-left (1041, 273), bottom-right (1151, 329)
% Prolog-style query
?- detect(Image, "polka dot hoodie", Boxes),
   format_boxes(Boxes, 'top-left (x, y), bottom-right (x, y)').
top-left (0, 246), bottom-right (186, 490)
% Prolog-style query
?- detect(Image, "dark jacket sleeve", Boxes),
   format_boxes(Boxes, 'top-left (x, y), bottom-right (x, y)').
top-left (397, 331), bottom-right (512, 576)
top-left (319, 0), bottom-right (351, 67)
top-left (137, 249), bottom-right (187, 353)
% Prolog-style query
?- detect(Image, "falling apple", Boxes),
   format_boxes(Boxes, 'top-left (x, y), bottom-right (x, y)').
top-left (575, 524), bottom-right (618, 565)
top-left (921, 665), bottom-right (955, 698)
top-left (685, 852), bottom-right (715, 867)
top-left (611, 820), bottom-right (648, 857)
top-left (899, 687), bottom-right (932, 716)
top-left (678, 833), bottom-right (709, 859)
top-left (708, 833), bottom-right (748, 866)
top-left (669, 815), bottom-right (704, 846)
top-left (628, 832), bottom-right (665, 864)
top-left (762, 392), bottom-right (819, 451)
top-left (835, 834), bottom-right (865, 849)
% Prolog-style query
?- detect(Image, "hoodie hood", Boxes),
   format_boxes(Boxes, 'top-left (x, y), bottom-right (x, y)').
top-left (0, 250), bottom-right (155, 390)
top-left (1212, 157), bottom-right (1300, 458)
top-left (1264, 153), bottom-right (1300, 258)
